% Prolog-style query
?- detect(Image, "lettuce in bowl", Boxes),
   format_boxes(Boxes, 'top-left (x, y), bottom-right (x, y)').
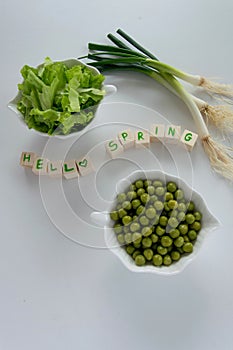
top-left (13, 57), bottom-right (105, 136)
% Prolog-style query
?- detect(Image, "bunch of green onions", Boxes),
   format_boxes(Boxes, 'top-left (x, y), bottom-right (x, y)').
top-left (80, 29), bottom-right (233, 181)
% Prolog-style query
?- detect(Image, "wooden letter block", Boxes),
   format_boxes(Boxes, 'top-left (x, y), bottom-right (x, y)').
top-left (62, 159), bottom-right (79, 179)
top-left (165, 125), bottom-right (181, 144)
top-left (180, 129), bottom-right (198, 151)
top-left (135, 130), bottom-right (150, 148)
top-left (105, 139), bottom-right (124, 159)
top-left (118, 129), bottom-right (135, 149)
top-left (76, 156), bottom-right (95, 176)
top-left (150, 124), bottom-right (165, 142)
top-left (32, 157), bottom-right (48, 175)
top-left (48, 160), bottom-right (63, 178)
top-left (20, 152), bottom-right (36, 168)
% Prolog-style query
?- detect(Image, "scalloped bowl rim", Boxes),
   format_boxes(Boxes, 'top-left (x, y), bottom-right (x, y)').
top-left (103, 169), bottom-right (220, 276)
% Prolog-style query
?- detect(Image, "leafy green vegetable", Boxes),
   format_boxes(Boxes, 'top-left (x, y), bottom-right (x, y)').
top-left (17, 57), bottom-right (105, 135)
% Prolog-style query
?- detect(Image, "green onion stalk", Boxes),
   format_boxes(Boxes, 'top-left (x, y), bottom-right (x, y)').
top-left (81, 29), bottom-right (233, 181)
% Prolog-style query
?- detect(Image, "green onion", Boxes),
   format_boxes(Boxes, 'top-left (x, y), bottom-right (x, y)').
top-left (83, 29), bottom-right (233, 181)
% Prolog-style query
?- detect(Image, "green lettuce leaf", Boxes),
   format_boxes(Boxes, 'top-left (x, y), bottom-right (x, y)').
top-left (17, 57), bottom-right (105, 135)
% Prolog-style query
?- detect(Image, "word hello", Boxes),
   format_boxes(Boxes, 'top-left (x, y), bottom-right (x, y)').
top-left (20, 125), bottom-right (198, 178)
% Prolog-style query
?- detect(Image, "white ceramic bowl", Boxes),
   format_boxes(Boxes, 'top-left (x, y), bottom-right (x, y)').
top-left (8, 58), bottom-right (116, 139)
top-left (91, 170), bottom-right (220, 275)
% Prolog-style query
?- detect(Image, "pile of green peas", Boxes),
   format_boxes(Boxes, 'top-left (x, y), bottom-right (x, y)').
top-left (110, 179), bottom-right (202, 267)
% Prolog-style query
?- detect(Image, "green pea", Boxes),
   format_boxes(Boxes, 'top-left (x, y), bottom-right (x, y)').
top-left (154, 200), bottom-right (164, 211)
top-left (190, 221), bottom-right (201, 231)
top-left (178, 224), bottom-right (188, 235)
top-left (151, 215), bottom-right (160, 226)
top-left (177, 247), bottom-right (184, 254)
top-left (169, 229), bottom-right (180, 239)
top-left (133, 215), bottom-right (138, 221)
top-left (178, 203), bottom-right (186, 212)
top-left (117, 193), bottom-right (127, 203)
top-left (117, 234), bottom-right (125, 245)
top-left (187, 201), bottom-right (195, 212)
top-left (175, 189), bottom-right (184, 200)
top-left (194, 211), bottom-right (202, 221)
top-left (129, 184), bottom-right (136, 191)
top-left (168, 199), bottom-right (178, 210)
top-left (141, 193), bottom-right (150, 204)
top-left (142, 237), bottom-right (152, 248)
top-left (110, 211), bottom-right (119, 221)
top-left (183, 242), bottom-right (193, 253)
top-left (143, 248), bottom-right (154, 261)
top-left (135, 180), bottom-right (144, 189)
top-left (123, 226), bottom-right (130, 234)
top-left (137, 188), bottom-right (145, 197)
top-left (136, 205), bottom-right (145, 216)
top-left (161, 235), bottom-right (173, 247)
top-left (168, 217), bottom-right (179, 228)
top-left (126, 245), bottom-right (135, 255)
top-left (156, 225), bottom-right (165, 236)
top-left (155, 186), bottom-right (166, 197)
top-left (163, 254), bottom-right (172, 266)
top-left (114, 224), bottom-right (123, 234)
top-left (157, 245), bottom-right (168, 255)
top-left (174, 236), bottom-right (184, 248)
top-left (153, 254), bottom-right (163, 266)
top-left (167, 181), bottom-right (177, 193)
top-left (123, 201), bottom-right (132, 211)
top-left (122, 215), bottom-right (132, 226)
top-left (145, 207), bottom-right (156, 219)
top-left (133, 242), bottom-right (141, 249)
top-left (149, 195), bottom-right (158, 203)
top-left (118, 208), bottom-right (127, 218)
top-left (135, 255), bottom-right (146, 266)
top-left (153, 180), bottom-right (163, 188)
top-left (164, 192), bottom-right (173, 201)
top-left (185, 213), bottom-right (195, 225)
top-left (170, 209), bottom-right (178, 217)
top-left (177, 212), bottom-right (186, 222)
top-left (159, 216), bottom-right (168, 227)
top-left (116, 204), bottom-right (122, 210)
top-left (132, 199), bottom-right (141, 210)
top-left (127, 191), bottom-right (137, 201)
top-left (151, 233), bottom-right (159, 243)
top-left (132, 250), bottom-right (141, 259)
top-left (141, 226), bottom-right (153, 237)
top-left (144, 180), bottom-right (152, 187)
top-left (139, 215), bottom-right (149, 226)
top-left (188, 230), bottom-right (197, 240)
top-left (125, 233), bottom-right (132, 244)
top-left (164, 202), bottom-right (170, 211)
top-left (130, 222), bottom-right (140, 232)
top-left (147, 185), bottom-right (155, 195)
top-left (132, 232), bottom-right (142, 244)
top-left (183, 235), bottom-right (190, 242)
top-left (171, 251), bottom-right (180, 261)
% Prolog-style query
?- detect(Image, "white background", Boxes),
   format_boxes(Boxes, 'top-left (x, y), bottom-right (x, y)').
top-left (1, 0), bottom-right (233, 349)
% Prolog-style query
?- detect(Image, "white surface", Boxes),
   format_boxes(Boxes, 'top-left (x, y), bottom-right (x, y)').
top-left (1, 1), bottom-right (233, 349)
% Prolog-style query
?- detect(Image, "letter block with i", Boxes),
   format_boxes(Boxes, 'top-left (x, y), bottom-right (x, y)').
top-left (180, 129), bottom-right (198, 151)
top-left (165, 125), bottom-right (181, 144)
top-left (62, 159), bottom-right (79, 179)
top-left (48, 160), bottom-right (63, 178)
top-left (118, 129), bottom-right (134, 149)
top-left (150, 124), bottom-right (165, 143)
top-left (32, 157), bottom-right (48, 175)
top-left (105, 139), bottom-right (124, 159)
top-left (20, 152), bottom-right (36, 168)
top-left (135, 130), bottom-right (150, 148)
